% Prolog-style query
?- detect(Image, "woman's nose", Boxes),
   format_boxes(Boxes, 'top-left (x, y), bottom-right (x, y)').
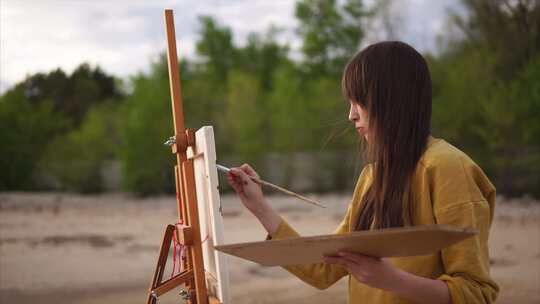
top-left (348, 105), bottom-right (358, 122)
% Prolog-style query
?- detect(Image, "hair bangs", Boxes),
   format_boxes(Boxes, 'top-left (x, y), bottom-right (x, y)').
top-left (342, 54), bottom-right (369, 108)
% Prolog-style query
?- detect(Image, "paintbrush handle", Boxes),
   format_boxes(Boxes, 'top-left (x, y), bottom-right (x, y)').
top-left (250, 177), bottom-right (326, 208)
top-left (217, 163), bottom-right (326, 208)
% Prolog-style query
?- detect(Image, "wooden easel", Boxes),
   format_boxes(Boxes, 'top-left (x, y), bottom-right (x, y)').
top-left (145, 9), bottom-right (221, 304)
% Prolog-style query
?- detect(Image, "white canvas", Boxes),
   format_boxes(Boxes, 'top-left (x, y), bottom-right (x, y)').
top-left (187, 126), bottom-right (230, 303)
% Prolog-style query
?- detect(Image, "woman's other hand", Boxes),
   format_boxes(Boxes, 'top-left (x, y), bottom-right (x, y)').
top-left (323, 252), bottom-right (402, 291)
top-left (323, 251), bottom-right (451, 304)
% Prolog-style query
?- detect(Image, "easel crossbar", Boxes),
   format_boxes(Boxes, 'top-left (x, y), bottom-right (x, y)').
top-left (153, 270), bottom-right (194, 297)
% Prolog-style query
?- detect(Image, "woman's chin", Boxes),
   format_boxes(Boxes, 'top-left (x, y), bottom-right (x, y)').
top-left (356, 130), bottom-right (368, 141)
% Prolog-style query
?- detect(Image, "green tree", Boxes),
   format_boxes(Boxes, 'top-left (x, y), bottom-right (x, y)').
top-left (23, 64), bottom-right (123, 126)
top-left (450, 0), bottom-right (540, 79)
top-left (119, 57), bottom-right (176, 195)
top-left (0, 88), bottom-right (68, 190)
top-left (477, 56), bottom-right (540, 196)
top-left (39, 103), bottom-right (120, 192)
top-left (430, 0), bottom-right (540, 196)
top-left (196, 16), bottom-right (237, 84)
top-left (236, 28), bottom-right (290, 91)
top-left (295, 0), bottom-right (366, 76)
top-left (222, 70), bottom-right (265, 166)
top-left (0, 64), bottom-right (123, 190)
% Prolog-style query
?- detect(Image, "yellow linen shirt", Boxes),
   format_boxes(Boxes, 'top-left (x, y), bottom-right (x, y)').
top-left (268, 136), bottom-right (499, 303)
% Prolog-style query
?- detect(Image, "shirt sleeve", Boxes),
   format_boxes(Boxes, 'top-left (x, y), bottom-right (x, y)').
top-left (432, 157), bottom-right (499, 303)
top-left (264, 166), bottom-right (370, 290)
top-left (267, 204), bottom-right (353, 290)
top-left (435, 201), bottom-right (499, 303)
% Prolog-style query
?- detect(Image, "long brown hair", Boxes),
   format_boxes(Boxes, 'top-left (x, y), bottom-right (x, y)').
top-left (342, 41), bottom-right (432, 230)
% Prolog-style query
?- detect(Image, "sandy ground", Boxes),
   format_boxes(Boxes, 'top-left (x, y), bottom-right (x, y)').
top-left (0, 192), bottom-right (538, 304)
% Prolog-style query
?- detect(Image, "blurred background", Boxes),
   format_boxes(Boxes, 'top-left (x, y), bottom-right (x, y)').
top-left (1, 0), bottom-right (539, 303)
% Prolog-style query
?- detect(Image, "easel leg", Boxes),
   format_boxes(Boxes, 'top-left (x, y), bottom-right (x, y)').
top-left (182, 157), bottom-right (209, 304)
top-left (146, 224), bottom-right (175, 304)
top-left (175, 165), bottom-right (191, 274)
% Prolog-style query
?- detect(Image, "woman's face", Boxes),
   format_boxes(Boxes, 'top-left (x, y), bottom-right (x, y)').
top-left (348, 100), bottom-right (369, 141)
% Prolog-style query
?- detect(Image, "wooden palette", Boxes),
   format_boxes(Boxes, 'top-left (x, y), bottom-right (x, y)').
top-left (215, 225), bottom-right (476, 266)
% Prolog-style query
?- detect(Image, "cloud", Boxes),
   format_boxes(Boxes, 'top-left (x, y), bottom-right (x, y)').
top-left (0, 0), bottom-right (297, 92)
top-left (362, 0), bottom-right (462, 53)
top-left (0, 0), bottom-right (460, 94)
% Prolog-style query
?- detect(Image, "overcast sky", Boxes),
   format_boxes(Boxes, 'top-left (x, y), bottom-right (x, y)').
top-left (0, 0), bottom-right (461, 94)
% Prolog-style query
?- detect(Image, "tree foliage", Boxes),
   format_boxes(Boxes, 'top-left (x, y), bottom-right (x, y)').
top-left (39, 103), bottom-right (120, 192)
top-left (0, 64), bottom-right (122, 190)
top-left (295, 0), bottom-right (366, 76)
top-left (431, 0), bottom-right (540, 196)
top-left (1, 0), bottom-right (538, 197)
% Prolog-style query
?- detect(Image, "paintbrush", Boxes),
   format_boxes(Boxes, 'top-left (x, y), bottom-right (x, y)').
top-left (216, 164), bottom-right (326, 208)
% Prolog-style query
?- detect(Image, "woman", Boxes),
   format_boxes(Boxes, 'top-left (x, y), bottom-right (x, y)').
top-left (226, 41), bottom-right (499, 304)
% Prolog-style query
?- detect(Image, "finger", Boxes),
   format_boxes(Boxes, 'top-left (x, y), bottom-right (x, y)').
top-left (327, 256), bottom-right (368, 280)
top-left (335, 255), bottom-right (363, 269)
top-left (338, 251), bottom-right (377, 264)
top-left (230, 168), bottom-right (253, 185)
top-left (323, 256), bottom-right (340, 264)
top-left (227, 177), bottom-right (240, 192)
top-left (338, 251), bottom-right (377, 261)
top-left (323, 256), bottom-right (350, 269)
top-left (227, 171), bottom-right (242, 184)
top-left (227, 172), bottom-right (244, 194)
top-left (231, 169), bottom-right (249, 185)
top-left (240, 163), bottom-right (260, 178)
top-left (228, 179), bottom-right (243, 194)
top-left (227, 172), bottom-right (238, 184)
